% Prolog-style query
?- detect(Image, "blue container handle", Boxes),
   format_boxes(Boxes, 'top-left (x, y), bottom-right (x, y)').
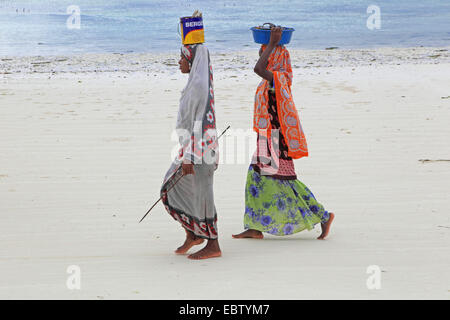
top-left (262, 22), bottom-right (276, 29)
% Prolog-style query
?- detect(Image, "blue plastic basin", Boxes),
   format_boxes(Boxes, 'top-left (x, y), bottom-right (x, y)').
top-left (250, 26), bottom-right (295, 45)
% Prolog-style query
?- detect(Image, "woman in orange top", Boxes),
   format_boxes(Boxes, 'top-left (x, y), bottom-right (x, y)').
top-left (233, 27), bottom-right (334, 240)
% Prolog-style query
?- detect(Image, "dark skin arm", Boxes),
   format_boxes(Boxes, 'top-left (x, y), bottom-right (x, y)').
top-left (253, 26), bottom-right (283, 82)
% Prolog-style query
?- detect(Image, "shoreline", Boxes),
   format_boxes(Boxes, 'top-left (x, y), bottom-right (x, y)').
top-left (1, 46), bottom-right (449, 78)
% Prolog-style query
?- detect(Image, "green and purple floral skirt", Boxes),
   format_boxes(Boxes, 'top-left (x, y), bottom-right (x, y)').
top-left (244, 165), bottom-right (330, 236)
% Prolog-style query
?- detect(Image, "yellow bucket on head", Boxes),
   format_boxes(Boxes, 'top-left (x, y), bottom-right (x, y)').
top-left (180, 16), bottom-right (205, 45)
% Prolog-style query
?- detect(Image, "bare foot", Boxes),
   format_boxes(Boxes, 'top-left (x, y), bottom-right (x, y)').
top-left (175, 229), bottom-right (205, 254)
top-left (188, 239), bottom-right (221, 260)
top-left (232, 229), bottom-right (264, 239)
top-left (317, 212), bottom-right (335, 240)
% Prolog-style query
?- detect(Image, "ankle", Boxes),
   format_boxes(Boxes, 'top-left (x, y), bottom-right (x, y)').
top-left (207, 239), bottom-right (220, 249)
top-left (185, 229), bottom-right (196, 239)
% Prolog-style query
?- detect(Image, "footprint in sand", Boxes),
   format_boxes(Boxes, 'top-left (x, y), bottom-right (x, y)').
top-left (418, 159), bottom-right (450, 163)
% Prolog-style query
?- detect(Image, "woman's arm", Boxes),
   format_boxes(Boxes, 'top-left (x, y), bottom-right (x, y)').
top-left (253, 27), bottom-right (282, 82)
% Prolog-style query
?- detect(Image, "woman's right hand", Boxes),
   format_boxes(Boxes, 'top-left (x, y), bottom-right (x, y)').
top-left (182, 162), bottom-right (195, 176)
top-left (269, 26), bottom-right (283, 47)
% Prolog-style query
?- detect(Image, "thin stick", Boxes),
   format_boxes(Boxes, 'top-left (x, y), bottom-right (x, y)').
top-left (139, 125), bottom-right (230, 223)
top-left (138, 172), bottom-right (183, 223)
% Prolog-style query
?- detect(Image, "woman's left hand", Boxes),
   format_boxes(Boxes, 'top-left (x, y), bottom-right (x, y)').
top-left (182, 162), bottom-right (195, 176)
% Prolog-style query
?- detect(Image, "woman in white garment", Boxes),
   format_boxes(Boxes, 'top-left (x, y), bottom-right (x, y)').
top-left (160, 43), bottom-right (221, 260)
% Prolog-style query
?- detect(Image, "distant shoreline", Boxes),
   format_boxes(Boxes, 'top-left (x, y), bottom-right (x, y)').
top-left (1, 46), bottom-right (449, 79)
top-left (2, 43), bottom-right (450, 58)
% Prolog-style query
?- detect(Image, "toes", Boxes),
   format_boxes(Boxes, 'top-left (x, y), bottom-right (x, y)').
top-left (232, 233), bottom-right (245, 239)
top-left (187, 252), bottom-right (203, 260)
top-left (187, 250), bottom-right (222, 260)
top-left (175, 239), bottom-right (204, 254)
top-left (175, 246), bottom-right (189, 254)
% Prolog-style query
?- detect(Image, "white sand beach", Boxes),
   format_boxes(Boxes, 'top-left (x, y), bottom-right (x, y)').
top-left (0, 47), bottom-right (449, 299)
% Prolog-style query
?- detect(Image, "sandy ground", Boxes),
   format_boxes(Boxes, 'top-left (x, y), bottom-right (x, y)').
top-left (0, 47), bottom-right (449, 299)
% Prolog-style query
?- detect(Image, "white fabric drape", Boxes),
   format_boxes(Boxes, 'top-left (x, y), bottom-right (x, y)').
top-left (176, 44), bottom-right (210, 163)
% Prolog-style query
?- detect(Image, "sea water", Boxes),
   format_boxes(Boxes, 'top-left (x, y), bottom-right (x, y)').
top-left (0, 0), bottom-right (449, 56)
